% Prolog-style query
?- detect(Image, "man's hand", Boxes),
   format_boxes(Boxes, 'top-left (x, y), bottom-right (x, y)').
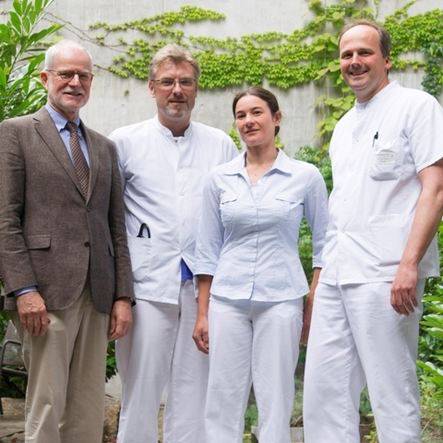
top-left (193, 315), bottom-right (209, 354)
top-left (390, 262), bottom-right (418, 315)
top-left (108, 298), bottom-right (133, 340)
top-left (390, 161), bottom-right (443, 315)
top-left (301, 292), bottom-right (314, 345)
top-left (16, 291), bottom-right (49, 336)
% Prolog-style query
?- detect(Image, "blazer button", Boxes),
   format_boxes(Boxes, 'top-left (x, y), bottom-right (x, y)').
top-left (84, 241), bottom-right (90, 247)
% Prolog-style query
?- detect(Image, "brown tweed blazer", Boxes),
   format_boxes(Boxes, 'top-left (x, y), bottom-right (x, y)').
top-left (0, 107), bottom-right (134, 314)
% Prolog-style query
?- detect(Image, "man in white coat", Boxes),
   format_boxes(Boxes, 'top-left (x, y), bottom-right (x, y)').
top-left (304, 20), bottom-right (443, 443)
top-left (110, 44), bottom-right (238, 443)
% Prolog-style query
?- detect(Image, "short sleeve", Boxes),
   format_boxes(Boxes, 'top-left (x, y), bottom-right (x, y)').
top-left (408, 95), bottom-right (443, 173)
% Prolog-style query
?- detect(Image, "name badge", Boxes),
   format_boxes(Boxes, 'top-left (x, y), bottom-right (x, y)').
top-left (374, 140), bottom-right (396, 164)
top-left (375, 150), bottom-right (395, 164)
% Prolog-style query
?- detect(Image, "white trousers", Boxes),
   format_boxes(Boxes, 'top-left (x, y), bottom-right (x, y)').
top-left (116, 281), bottom-right (208, 443)
top-left (304, 281), bottom-right (425, 443)
top-left (205, 296), bottom-right (303, 443)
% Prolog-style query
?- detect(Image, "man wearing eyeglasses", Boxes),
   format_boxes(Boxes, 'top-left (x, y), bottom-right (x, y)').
top-left (0, 40), bottom-right (134, 443)
top-left (110, 44), bottom-right (237, 443)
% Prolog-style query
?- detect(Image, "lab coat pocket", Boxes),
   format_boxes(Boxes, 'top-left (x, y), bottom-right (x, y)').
top-left (127, 236), bottom-right (152, 284)
top-left (369, 139), bottom-right (404, 181)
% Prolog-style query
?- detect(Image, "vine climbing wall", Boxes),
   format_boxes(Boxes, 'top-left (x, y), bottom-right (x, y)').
top-left (19, 0), bottom-right (443, 153)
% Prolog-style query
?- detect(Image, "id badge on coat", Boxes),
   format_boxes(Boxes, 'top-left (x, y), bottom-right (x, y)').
top-left (369, 136), bottom-right (404, 181)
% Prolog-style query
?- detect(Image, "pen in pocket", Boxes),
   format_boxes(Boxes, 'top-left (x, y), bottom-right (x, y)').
top-left (137, 223), bottom-right (151, 238)
top-left (372, 131), bottom-right (379, 148)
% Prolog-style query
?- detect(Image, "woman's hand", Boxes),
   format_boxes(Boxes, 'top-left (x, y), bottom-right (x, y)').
top-left (193, 315), bottom-right (209, 354)
top-left (194, 275), bottom-right (213, 354)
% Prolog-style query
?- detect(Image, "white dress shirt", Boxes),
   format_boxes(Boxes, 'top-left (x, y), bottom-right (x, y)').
top-left (110, 116), bottom-right (237, 303)
top-left (320, 81), bottom-right (443, 285)
top-left (195, 149), bottom-right (328, 302)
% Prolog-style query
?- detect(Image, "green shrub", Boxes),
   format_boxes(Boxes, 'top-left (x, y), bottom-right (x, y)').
top-left (0, 0), bottom-right (61, 123)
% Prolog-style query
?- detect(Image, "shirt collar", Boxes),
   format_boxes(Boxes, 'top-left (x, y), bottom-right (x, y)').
top-left (269, 149), bottom-right (293, 175)
top-left (45, 104), bottom-right (81, 132)
top-left (355, 80), bottom-right (399, 111)
top-left (223, 149), bottom-right (292, 176)
top-left (222, 152), bottom-right (246, 175)
top-left (153, 114), bottom-right (193, 140)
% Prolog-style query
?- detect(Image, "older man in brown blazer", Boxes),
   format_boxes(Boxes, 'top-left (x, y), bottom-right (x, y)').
top-left (0, 40), bottom-right (134, 443)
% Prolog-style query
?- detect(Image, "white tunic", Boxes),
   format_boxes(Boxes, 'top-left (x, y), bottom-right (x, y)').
top-left (320, 81), bottom-right (443, 285)
top-left (110, 116), bottom-right (238, 303)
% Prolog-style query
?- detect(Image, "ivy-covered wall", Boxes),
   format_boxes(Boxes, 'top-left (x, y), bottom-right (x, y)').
top-left (88, 0), bottom-right (443, 149)
top-left (26, 0), bottom-right (443, 153)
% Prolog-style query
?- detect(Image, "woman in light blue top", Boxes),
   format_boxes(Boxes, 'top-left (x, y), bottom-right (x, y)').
top-left (193, 87), bottom-right (328, 443)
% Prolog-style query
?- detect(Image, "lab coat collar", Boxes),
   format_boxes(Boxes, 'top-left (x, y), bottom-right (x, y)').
top-left (355, 80), bottom-right (399, 111)
top-left (153, 114), bottom-right (193, 139)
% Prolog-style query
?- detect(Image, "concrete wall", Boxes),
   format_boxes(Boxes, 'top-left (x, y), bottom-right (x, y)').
top-left (3, 0), bottom-right (441, 154)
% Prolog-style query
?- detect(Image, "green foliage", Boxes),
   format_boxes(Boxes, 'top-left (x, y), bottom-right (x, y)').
top-left (418, 223), bottom-right (443, 397)
top-left (90, 0), bottom-right (442, 147)
top-left (359, 388), bottom-right (373, 418)
top-left (0, 0), bottom-right (61, 123)
top-left (244, 403), bottom-right (258, 433)
top-left (421, 42), bottom-right (443, 98)
top-left (228, 124), bottom-right (242, 150)
top-left (420, 381), bottom-right (443, 441)
top-left (106, 341), bottom-right (117, 381)
top-left (0, 312), bottom-right (9, 342)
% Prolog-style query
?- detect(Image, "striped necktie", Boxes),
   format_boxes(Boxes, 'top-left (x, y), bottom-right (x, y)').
top-left (66, 121), bottom-right (89, 199)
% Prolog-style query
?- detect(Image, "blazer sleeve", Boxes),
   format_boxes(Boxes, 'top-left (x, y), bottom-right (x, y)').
top-left (107, 140), bottom-right (135, 302)
top-left (0, 119), bottom-right (38, 295)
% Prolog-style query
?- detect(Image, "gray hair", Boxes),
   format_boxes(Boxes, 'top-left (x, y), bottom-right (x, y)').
top-left (149, 44), bottom-right (200, 80)
top-left (44, 40), bottom-right (93, 70)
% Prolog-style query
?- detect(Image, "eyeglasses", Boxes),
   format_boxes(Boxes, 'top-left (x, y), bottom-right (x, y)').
top-left (153, 77), bottom-right (196, 90)
top-left (47, 69), bottom-right (94, 83)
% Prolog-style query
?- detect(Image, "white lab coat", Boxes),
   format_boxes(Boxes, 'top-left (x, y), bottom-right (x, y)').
top-left (320, 81), bottom-right (442, 285)
top-left (110, 116), bottom-right (237, 443)
top-left (305, 82), bottom-right (443, 443)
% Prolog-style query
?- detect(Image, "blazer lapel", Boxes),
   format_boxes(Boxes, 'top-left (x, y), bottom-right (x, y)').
top-left (33, 108), bottom-right (85, 198)
top-left (82, 125), bottom-right (100, 204)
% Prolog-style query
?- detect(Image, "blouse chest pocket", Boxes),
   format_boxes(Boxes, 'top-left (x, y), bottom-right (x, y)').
top-left (219, 193), bottom-right (238, 226)
top-left (274, 193), bottom-right (304, 224)
top-left (369, 138), bottom-right (404, 181)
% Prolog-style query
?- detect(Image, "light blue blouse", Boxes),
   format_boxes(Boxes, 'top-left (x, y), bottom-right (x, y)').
top-left (195, 150), bottom-right (329, 302)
